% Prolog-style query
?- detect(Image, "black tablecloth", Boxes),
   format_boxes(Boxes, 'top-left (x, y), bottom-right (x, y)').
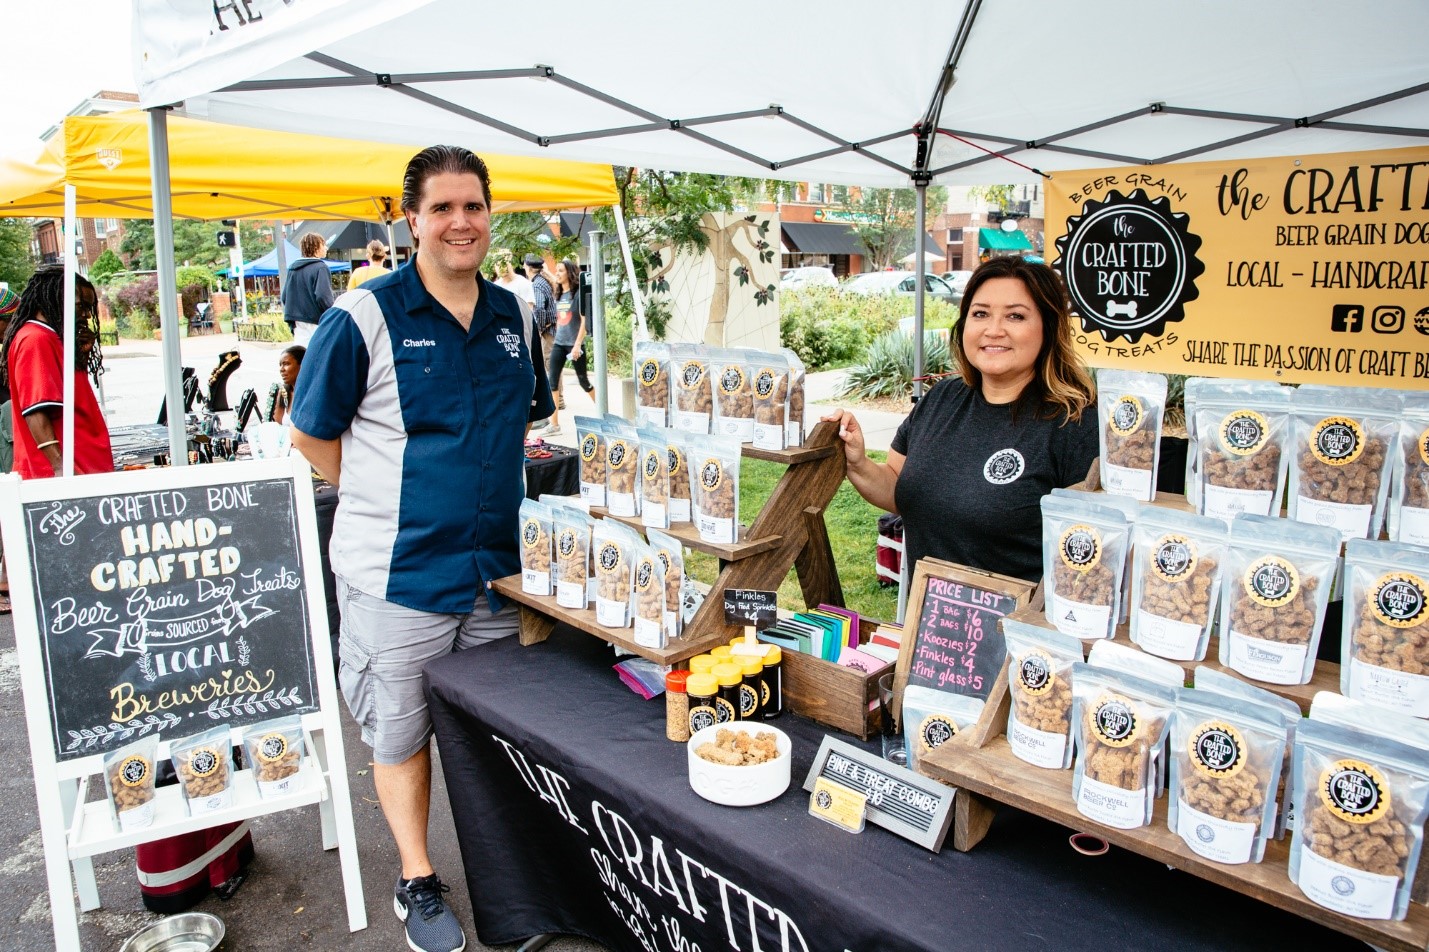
top-left (525, 444), bottom-right (579, 498)
top-left (425, 628), bottom-right (1359, 952)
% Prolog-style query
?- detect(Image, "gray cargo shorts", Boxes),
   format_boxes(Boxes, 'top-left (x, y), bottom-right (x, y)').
top-left (336, 578), bottom-right (518, 764)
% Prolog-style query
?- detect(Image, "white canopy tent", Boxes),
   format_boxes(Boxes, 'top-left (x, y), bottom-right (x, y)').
top-left (131, 0), bottom-right (1429, 415)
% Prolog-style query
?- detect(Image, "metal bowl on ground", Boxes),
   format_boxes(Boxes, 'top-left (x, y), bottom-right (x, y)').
top-left (119, 912), bottom-right (225, 952)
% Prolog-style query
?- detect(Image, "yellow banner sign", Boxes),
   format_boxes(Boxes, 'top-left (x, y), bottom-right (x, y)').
top-left (1046, 147), bottom-right (1429, 388)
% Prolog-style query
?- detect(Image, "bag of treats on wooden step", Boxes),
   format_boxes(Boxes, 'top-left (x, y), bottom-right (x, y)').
top-left (1097, 369), bottom-right (1167, 502)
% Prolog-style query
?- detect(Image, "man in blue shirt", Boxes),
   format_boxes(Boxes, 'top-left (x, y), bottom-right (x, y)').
top-left (290, 145), bottom-right (554, 952)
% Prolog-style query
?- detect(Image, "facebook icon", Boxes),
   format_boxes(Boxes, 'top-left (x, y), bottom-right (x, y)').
top-left (1331, 304), bottom-right (1364, 333)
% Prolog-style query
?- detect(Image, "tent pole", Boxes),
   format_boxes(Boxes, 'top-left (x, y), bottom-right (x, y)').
top-left (912, 179), bottom-right (927, 402)
top-left (233, 221), bottom-right (248, 324)
top-left (274, 223), bottom-right (289, 296)
top-left (611, 203), bottom-right (646, 340)
top-left (62, 186), bottom-right (77, 478)
top-left (588, 229), bottom-right (608, 416)
top-left (148, 108), bottom-right (187, 467)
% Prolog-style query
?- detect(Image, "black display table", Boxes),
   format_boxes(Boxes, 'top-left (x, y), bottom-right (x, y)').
top-left (424, 628), bottom-right (1359, 952)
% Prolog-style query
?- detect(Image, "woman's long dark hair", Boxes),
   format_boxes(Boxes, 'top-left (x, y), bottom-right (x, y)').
top-left (556, 259), bottom-right (580, 295)
top-left (1, 264), bottom-right (104, 389)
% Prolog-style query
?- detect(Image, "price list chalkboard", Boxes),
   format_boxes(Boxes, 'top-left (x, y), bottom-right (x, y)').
top-left (894, 560), bottom-right (1034, 721)
top-left (22, 478), bottom-right (320, 762)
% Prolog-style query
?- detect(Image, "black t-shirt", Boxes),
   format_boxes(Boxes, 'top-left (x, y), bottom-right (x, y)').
top-left (890, 379), bottom-right (1099, 583)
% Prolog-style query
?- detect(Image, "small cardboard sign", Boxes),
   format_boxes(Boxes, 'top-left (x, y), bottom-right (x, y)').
top-left (802, 736), bottom-right (955, 852)
top-left (723, 589), bottom-right (778, 629)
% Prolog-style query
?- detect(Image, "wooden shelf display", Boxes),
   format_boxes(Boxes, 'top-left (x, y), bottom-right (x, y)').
top-left (505, 420), bottom-right (849, 663)
top-left (917, 617), bottom-right (1429, 952)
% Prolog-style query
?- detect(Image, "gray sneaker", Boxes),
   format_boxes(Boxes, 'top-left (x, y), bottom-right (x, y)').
top-left (394, 874), bottom-right (466, 952)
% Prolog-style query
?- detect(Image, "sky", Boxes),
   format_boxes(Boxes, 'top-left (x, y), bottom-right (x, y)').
top-left (0, 1), bottom-right (136, 155)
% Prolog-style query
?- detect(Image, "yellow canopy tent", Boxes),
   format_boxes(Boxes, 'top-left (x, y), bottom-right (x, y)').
top-left (0, 109), bottom-right (616, 475)
top-left (0, 109), bottom-right (617, 220)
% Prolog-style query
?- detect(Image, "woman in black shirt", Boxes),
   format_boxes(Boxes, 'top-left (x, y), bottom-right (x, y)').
top-left (825, 257), bottom-right (1098, 582)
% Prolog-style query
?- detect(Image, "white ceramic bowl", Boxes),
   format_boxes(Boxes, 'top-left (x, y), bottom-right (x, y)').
top-left (119, 912), bottom-right (225, 952)
top-left (687, 722), bottom-right (792, 806)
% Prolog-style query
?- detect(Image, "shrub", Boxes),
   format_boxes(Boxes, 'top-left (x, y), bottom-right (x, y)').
top-left (601, 303), bottom-right (635, 379)
top-left (106, 274), bottom-right (160, 332)
top-left (836, 329), bottom-right (956, 401)
top-left (174, 264), bottom-right (217, 291)
top-left (88, 250), bottom-right (124, 286)
top-left (778, 286), bottom-right (958, 371)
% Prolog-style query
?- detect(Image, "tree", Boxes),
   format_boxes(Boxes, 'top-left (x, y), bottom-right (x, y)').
top-left (840, 185), bottom-right (948, 271)
top-left (120, 218), bottom-right (275, 272)
top-left (489, 211), bottom-right (579, 267)
top-left (88, 249), bottom-right (125, 286)
top-left (0, 219), bottom-right (37, 292)
top-left (592, 168), bottom-right (772, 339)
top-left (967, 184), bottom-right (1017, 215)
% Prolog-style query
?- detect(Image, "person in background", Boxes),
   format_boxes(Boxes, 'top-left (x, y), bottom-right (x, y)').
top-left (1, 265), bottom-right (112, 481)
top-left (265, 344), bottom-right (306, 425)
top-left (823, 256), bottom-right (1098, 583)
top-left (525, 253), bottom-right (556, 424)
top-left (282, 232), bottom-right (334, 345)
top-left (0, 285), bottom-right (16, 613)
top-left (536, 258), bottom-right (594, 437)
top-left (491, 248), bottom-right (534, 308)
top-left (348, 239), bottom-right (393, 290)
top-left (289, 145), bottom-right (553, 952)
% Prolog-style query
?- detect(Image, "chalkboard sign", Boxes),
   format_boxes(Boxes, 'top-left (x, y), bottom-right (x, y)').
top-left (22, 476), bottom-right (319, 762)
top-left (801, 736), bottom-right (955, 851)
top-left (894, 559), bottom-right (1033, 716)
top-left (723, 589), bottom-right (778, 629)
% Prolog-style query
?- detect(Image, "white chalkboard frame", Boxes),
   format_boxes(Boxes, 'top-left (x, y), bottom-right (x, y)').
top-left (0, 458), bottom-right (367, 949)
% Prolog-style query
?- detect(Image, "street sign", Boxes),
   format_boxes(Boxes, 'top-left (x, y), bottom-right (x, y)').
top-left (216, 230), bottom-right (237, 248)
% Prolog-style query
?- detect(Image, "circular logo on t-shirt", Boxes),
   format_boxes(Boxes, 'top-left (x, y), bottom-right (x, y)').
top-left (643, 449), bottom-right (661, 480)
top-left (580, 433), bottom-right (600, 462)
top-left (1321, 760), bottom-right (1390, 825)
top-left (700, 459), bottom-right (723, 492)
top-left (1109, 395), bottom-right (1145, 435)
top-left (1220, 410), bottom-right (1268, 456)
top-left (598, 542), bottom-right (622, 573)
top-left (1310, 417), bottom-right (1364, 466)
top-left (1089, 694), bottom-right (1140, 747)
top-left (667, 445), bottom-right (683, 476)
top-left (557, 529), bottom-right (577, 559)
top-left (1151, 534), bottom-right (1197, 582)
top-left (607, 439), bottom-right (629, 470)
top-left (1016, 649), bottom-right (1055, 696)
top-left (1244, 556), bottom-right (1299, 607)
top-left (718, 365), bottom-right (746, 395)
top-left (680, 360), bottom-right (707, 389)
top-left (638, 358), bottom-right (662, 387)
top-left (1371, 573), bottom-right (1428, 629)
top-left (983, 448), bottom-right (1025, 485)
top-left (118, 755), bottom-right (151, 787)
top-left (754, 369), bottom-right (776, 399)
top-left (918, 714), bottom-right (958, 754)
top-left (1059, 524), bottom-right (1102, 573)
top-left (1188, 721), bottom-right (1245, 778)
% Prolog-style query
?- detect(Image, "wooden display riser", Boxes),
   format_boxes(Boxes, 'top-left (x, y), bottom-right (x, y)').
top-left (1007, 605), bottom-right (1339, 714)
top-left (507, 421), bottom-right (848, 664)
top-left (921, 735), bottom-right (1429, 952)
top-left (492, 577), bottom-right (728, 665)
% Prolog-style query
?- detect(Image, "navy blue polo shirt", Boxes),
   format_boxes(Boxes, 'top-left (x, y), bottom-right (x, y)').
top-left (289, 259), bottom-right (555, 614)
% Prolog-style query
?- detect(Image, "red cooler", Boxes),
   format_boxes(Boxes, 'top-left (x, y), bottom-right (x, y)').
top-left (134, 821), bottom-right (254, 913)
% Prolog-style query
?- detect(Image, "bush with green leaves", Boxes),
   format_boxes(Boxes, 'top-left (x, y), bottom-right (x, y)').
top-left (105, 275), bottom-right (160, 332)
top-left (87, 250), bottom-right (125, 286)
top-left (174, 264), bottom-right (217, 291)
top-left (778, 286), bottom-right (958, 371)
top-left (836, 329), bottom-right (957, 401)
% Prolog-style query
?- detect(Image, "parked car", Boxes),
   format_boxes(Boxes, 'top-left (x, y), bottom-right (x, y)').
top-left (780, 266), bottom-right (838, 289)
top-left (842, 270), bottom-right (959, 304)
top-left (940, 270), bottom-right (974, 295)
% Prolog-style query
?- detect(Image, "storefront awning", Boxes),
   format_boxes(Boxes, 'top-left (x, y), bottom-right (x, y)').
top-left (784, 221), bottom-right (942, 257)
top-left (979, 227), bottom-right (1034, 251)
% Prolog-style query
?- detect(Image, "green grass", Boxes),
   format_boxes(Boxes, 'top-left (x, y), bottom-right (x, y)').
top-left (683, 451), bottom-right (899, 623)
